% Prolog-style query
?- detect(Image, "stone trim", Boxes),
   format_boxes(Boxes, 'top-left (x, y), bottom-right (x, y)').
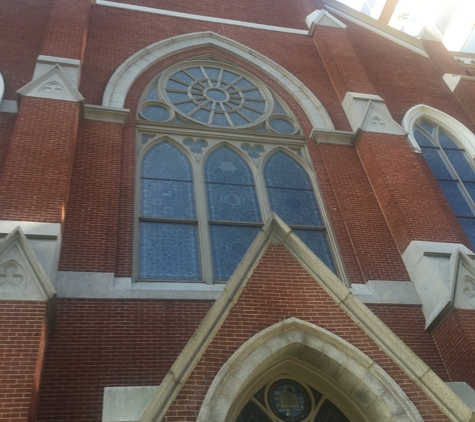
top-left (322, 0), bottom-right (429, 57)
top-left (402, 104), bottom-right (475, 157)
top-left (306, 9), bottom-right (347, 36)
top-left (403, 241), bottom-right (475, 330)
top-left (34, 55), bottom-right (81, 87)
top-left (102, 32), bottom-right (334, 131)
top-left (350, 280), bottom-right (421, 305)
top-left (0, 227), bottom-right (56, 301)
top-left (0, 100), bottom-right (18, 113)
top-left (93, 0), bottom-right (308, 35)
top-left (311, 128), bottom-right (355, 146)
top-left (0, 72), bottom-right (4, 105)
top-left (198, 319), bottom-right (423, 422)
top-left (342, 92), bottom-right (407, 135)
top-left (83, 104), bottom-right (130, 124)
top-left (17, 64), bottom-right (84, 103)
top-left (443, 74), bottom-right (475, 92)
top-left (418, 27), bottom-right (444, 42)
top-left (137, 214), bottom-right (474, 422)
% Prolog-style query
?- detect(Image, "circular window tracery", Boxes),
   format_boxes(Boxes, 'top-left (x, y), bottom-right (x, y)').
top-left (161, 63), bottom-right (270, 128)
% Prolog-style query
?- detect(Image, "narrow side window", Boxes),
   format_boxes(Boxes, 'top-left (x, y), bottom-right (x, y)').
top-left (139, 142), bottom-right (200, 280)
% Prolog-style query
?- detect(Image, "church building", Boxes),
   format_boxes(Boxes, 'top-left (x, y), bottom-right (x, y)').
top-left (1, 0), bottom-right (475, 421)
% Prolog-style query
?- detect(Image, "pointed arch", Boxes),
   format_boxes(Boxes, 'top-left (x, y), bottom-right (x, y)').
top-left (197, 318), bottom-right (423, 422)
top-left (103, 32), bottom-right (334, 131)
top-left (402, 104), bottom-right (475, 158)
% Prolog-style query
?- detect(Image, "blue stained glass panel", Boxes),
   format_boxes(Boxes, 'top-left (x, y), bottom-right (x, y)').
top-left (205, 147), bottom-right (254, 185)
top-left (414, 129), bottom-right (435, 147)
top-left (142, 142), bottom-right (192, 181)
top-left (243, 89), bottom-right (264, 100)
top-left (445, 150), bottom-right (475, 182)
top-left (186, 67), bottom-right (204, 80)
top-left (142, 105), bottom-right (170, 122)
top-left (167, 92), bottom-right (189, 102)
top-left (212, 112), bottom-right (231, 127)
top-left (439, 130), bottom-right (460, 149)
top-left (464, 183), bottom-right (475, 203)
top-left (191, 108), bottom-right (211, 123)
top-left (139, 222), bottom-right (200, 280)
top-left (173, 71), bottom-right (194, 84)
top-left (267, 187), bottom-right (322, 226)
top-left (246, 100), bottom-right (266, 112)
top-left (459, 218), bottom-right (475, 248)
top-left (176, 102), bottom-right (197, 115)
top-left (207, 183), bottom-right (261, 222)
top-left (141, 179), bottom-right (195, 219)
top-left (221, 70), bottom-right (239, 84)
top-left (294, 230), bottom-right (336, 273)
top-left (166, 80), bottom-right (188, 90)
top-left (421, 148), bottom-right (454, 180)
top-left (146, 89), bottom-right (159, 101)
top-left (419, 122), bottom-right (435, 134)
top-left (229, 112), bottom-right (248, 126)
top-left (265, 152), bottom-right (312, 189)
top-left (269, 118), bottom-right (295, 134)
top-left (240, 107), bottom-right (262, 121)
top-left (272, 100), bottom-right (287, 115)
top-left (234, 78), bottom-right (254, 90)
top-left (438, 181), bottom-right (474, 217)
top-left (210, 225), bottom-right (260, 280)
top-left (204, 67), bottom-right (220, 79)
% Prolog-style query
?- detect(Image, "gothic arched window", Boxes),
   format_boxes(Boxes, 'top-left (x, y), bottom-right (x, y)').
top-left (136, 58), bottom-right (344, 284)
top-left (414, 121), bottom-right (475, 246)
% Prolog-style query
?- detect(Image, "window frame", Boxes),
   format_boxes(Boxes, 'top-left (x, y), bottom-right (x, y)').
top-left (134, 128), bottom-right (348, 285)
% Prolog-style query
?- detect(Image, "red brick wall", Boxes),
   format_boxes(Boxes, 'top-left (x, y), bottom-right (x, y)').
top-left (0, 0), bottom-right (52, 100)
top-left (422, 40), bottom-right (465, 77)
top-left (105, 0), bottom-right (316, 29)
top-left (0, 113), bottom-right (16, 174)
top-left (433, 309), bottom-right (475, 389)
top-left (163, 244), bottom-right (450, 421)
top-left (58, 120), bottom-right (122, 273)
top-left (0, 301), bottom-right (47, 422)
top-left (36, 299), bottom-right (212, 422)
top-left (454, 80), bottom-right (475, 126)
top-left (40, 0), bottom-right (91, 60)
top-left (356, 132), bottom-right (466, 253)
top-left (0, 98), bottom-right (79, 223)
top-left (318, 143), bottom-right (409, 281)
top-left (368, 304), bottom-right (450, 381)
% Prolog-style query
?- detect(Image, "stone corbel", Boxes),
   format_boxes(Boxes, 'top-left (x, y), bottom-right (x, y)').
top-left (342, 92), bottom-right (407, 136)
top-left (403, 241), bottom-right (475, 330)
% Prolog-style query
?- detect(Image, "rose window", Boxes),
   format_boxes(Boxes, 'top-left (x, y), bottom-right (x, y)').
top-left (163, 64), bottom-right (269, 128)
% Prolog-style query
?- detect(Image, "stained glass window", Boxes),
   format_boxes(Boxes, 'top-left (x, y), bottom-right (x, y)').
top-left (205, 147), bottom-right (262, 280)
top-left (235, 378), bottom-right (351, 422)
top-left (265, 152), bottom-right (336, 272)
top-left (139, 142), bottom-right (200, 280)
top-left (415, 122), bottom-right (475, 247)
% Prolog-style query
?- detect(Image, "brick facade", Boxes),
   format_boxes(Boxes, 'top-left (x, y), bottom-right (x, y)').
top-left (1, 0), bottom-right (475, 421)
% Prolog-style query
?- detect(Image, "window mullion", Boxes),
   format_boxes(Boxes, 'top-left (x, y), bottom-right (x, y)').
top-left (194, 162), bottom-right (214, 284)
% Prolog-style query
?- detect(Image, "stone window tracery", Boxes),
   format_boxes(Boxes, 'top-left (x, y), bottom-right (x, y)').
top-left (135, 58), bottom-right (343, 284)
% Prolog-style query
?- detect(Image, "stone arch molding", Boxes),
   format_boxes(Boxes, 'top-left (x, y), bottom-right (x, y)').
top-left (103, 31), bottom-right (334, 131)
top-left (197, 318), bottom-right (423, 422)
top-left (402, 104), bottom-right (475, 159)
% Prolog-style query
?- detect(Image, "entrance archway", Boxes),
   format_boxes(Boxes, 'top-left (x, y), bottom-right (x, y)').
top-left (197, 318), bottom-right (423, 422)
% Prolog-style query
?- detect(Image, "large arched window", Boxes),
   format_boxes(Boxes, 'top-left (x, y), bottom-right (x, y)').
top-left (136, 58), bottom-right (345, 284)
top-left (412, 120), bottom-right (475, 246)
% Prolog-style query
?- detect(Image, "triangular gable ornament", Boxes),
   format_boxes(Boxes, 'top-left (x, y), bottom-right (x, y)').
top-left (17, 63), bottom-right (84, 103)
top-left (306, 9), bottom-right (347, 35)
top-left (360, 101), bottom-right (408, 135)
top-left (119, 214), bottom-right (473, 422)
top-left (0, 227), bottom-right (56, 301)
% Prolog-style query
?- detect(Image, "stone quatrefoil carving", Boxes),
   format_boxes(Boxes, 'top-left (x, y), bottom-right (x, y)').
top-left (463, 276), bottom-right (475, 299)
top-left (370, 116), bottom-right (387, 129)
top-left (0, 260), bottom-right (25, 288)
